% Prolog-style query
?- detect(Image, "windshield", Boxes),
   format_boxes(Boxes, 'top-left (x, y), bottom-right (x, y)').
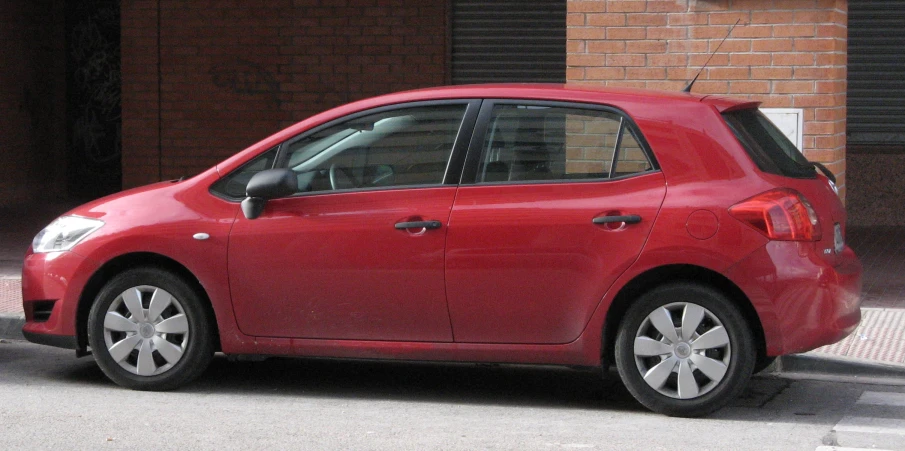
top-left (722, 109), bottom-right (815, 179)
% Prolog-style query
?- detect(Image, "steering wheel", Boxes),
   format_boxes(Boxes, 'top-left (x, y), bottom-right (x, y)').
top-left (370, 170), bottom-right (394, 186)
top-left (328, 163), bottom-right (357, 190)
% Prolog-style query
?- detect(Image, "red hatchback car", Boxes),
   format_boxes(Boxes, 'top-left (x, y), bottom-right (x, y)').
top-left (22, 85), bottom-right (861, 416)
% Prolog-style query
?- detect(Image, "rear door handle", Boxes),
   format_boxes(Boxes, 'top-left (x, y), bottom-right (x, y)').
top-left (394, 220), bottom-right (442, 230)
top-left (592, 214), bottom-right (642, 225)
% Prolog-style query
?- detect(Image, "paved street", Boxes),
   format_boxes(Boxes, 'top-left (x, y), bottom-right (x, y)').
top-left (2, 340), bottom-right (904, 451)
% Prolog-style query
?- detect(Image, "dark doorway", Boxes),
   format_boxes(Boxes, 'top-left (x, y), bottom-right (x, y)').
top-left (66, 0), bottom-right (122, 200)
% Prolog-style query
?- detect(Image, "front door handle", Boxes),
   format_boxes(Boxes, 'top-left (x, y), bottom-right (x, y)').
top-left (395, 220), bottom-right (442, 230)
top-left (592, 214), bottom-right (642, 225)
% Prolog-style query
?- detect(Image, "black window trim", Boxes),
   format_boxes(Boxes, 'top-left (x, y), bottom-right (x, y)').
top-left (460, 99), bottom-right (660, 186)
top-left (609, 116), bottom-right (626, 179)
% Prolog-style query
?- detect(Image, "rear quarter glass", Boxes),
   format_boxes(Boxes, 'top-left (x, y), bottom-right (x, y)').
top-left (722, 109), bottom-right (815, 179)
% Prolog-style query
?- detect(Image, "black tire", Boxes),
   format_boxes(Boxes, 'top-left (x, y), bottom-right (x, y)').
top-left (614, 283), bottom-right (755, 417)
top-left (87, 267), bottom-right (215, 390)
top-left (753, 355), bottom-right (777, 374)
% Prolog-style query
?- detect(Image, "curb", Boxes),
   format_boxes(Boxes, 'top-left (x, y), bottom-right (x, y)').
top-left (772, 354), bottom-right (905, 385)
top-left (0, 314), bottom-right (24, 340)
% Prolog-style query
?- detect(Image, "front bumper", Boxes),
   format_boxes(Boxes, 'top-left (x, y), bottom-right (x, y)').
top-left (21, 249), bottom-right (100, 349)
top-left (727, 241), bottom-right (862, 356)
top-left (21, 330), bottom-right (79, 349)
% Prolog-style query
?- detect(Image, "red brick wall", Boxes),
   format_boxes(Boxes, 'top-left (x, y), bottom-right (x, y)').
top-left (0, 0), bottom-right (67, 206)
top-left (121, 0), bottom-right (448, 188)
top-left (567, 0), bottom-right (849, 199)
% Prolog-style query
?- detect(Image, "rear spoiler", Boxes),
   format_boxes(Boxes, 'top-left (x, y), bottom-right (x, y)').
top-left (699, 95), bottom-right (761, 113)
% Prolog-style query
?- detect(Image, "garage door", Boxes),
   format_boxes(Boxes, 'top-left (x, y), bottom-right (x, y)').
top-left (451, 0), bottom-right (566, 84)
top-left (848, 1), bottom-right (905, 144)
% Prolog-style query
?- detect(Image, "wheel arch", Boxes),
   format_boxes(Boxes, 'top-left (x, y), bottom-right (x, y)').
top-left (75, 252), bottom-right (220, 352)
top-left (601, 264), bottom-right (766, 369)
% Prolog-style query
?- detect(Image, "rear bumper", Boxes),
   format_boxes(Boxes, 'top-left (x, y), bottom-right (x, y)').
top-left (727, 242), bottom-right (862, 356)
top-left (21, 249), bottom-right (99, 348)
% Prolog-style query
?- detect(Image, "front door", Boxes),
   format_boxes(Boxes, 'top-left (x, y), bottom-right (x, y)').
top-left (227, 102), bottom-right (475, 341)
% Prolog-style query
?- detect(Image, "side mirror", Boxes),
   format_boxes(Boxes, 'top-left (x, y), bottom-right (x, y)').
top-left (246, 168), bottom-right (297, 199)
top-left (241, 169), bottom-right (297, 220)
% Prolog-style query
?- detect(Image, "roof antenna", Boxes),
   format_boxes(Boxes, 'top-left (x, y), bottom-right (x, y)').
top-left (683, 18), bottom-right (741, 93)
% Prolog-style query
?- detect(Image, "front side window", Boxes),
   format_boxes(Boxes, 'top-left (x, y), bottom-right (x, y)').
top-left (281, 104), bottom-right (468, 193)
top-left (476, 104), bottom-right (653, 183)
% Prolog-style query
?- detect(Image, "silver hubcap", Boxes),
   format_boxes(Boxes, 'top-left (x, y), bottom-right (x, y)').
top-left (102, 286), bottom-right (189, 376)
top-left (632, 302), bottom-right (731, 399)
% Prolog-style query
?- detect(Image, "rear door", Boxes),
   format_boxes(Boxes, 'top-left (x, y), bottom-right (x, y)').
top-left (445, 101), bottom-right (667, 344)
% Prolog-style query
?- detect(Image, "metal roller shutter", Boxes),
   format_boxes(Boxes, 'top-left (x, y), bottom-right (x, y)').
top-left (848, 1), bottom-right (905, 145)
top-left (451, 0), bottom-right (566, 84)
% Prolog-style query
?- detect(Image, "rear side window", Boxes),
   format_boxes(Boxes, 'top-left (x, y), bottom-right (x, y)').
top-left (722, 109), bottom-right (815, 179)
top-left (476, 104), bottom-right (654, 183)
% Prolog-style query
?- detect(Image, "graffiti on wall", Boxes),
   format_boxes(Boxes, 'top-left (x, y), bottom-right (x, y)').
top-left (210, 58), bottom-right (282, 108)
top-left (67, 0), bottom-right (122, 198)
top-left (209, 57), bottom-right (357, 113)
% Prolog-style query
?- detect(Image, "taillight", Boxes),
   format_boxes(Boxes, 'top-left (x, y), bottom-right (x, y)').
top-left (729, 189), bottom-right (822, 241)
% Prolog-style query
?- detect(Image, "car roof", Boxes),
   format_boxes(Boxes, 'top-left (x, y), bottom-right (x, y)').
top-left (359, 83), bottom-right (760, 113)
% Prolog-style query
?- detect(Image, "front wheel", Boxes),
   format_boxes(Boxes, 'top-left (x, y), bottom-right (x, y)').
top-left (87, 267), bottom-right (215, 390)
top-left (614, 283), bottom-right (755, 417)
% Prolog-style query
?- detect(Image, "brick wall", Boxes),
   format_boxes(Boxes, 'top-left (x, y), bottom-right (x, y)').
top-left (121, 0), bottom-right (448, 188)
top-left (567, 0), bottom-right (849, 198)
top-left (564, 112), bottom-right (648, 175)
top-left (0, 0), bottom-right (67, 207)
top-left (565, 114), bottom-right (622, 175)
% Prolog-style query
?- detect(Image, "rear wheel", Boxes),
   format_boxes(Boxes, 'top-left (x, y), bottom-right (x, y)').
top-left (615, 283), bottom-right (755, 417)
top-left (87, 267), bottom-right (214, 390)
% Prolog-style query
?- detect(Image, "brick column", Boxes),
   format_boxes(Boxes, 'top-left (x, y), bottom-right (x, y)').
top-left (567, 0), bottom-right (849, 199)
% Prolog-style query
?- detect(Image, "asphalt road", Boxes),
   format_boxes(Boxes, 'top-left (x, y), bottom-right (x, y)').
top-left (2, 339), bottom-right (904, 450)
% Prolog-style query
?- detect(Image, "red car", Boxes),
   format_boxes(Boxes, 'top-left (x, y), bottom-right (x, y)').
top-left (22, 85), bottom-right (861, 416)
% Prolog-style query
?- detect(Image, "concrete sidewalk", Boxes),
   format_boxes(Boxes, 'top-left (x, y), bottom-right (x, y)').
top-left (0, 278), bottom-right (23, 339)
top-left (2, 202), bottom-right (904, 375)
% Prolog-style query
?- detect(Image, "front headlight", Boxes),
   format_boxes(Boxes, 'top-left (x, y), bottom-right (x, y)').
top-left (32, 216), bottom-right (104, 253)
